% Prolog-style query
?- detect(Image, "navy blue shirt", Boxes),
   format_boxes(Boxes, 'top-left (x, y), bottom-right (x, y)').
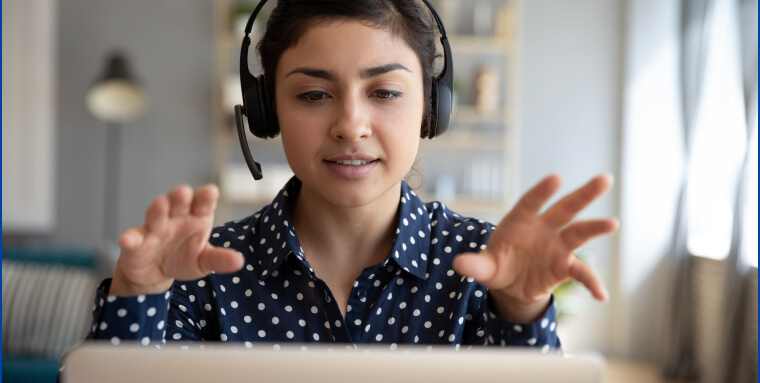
top-left (88, 178), bottom-right (560, 351)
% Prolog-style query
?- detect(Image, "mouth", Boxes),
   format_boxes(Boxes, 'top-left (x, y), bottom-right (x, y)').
top-left (326, 159), bottom-right (378, 166)
top-left (323, 156), bottom-right (379, 178)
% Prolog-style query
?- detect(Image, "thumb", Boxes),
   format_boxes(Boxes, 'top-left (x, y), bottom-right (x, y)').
top-left (197, 244), bottom-right (245, 275)
top-left (452, 251), bottom-right (498, 286)
top-left (119, 227), bottom-right (145, 250)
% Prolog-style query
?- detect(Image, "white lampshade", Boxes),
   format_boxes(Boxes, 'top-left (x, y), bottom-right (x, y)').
top-left (86, 52), bottom-right (147, 123)
top-left (86, 79), bottom-right (147, 123)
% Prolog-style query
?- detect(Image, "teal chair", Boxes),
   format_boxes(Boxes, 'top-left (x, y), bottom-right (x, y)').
top-left (2, 247), bottom-right (100, 383)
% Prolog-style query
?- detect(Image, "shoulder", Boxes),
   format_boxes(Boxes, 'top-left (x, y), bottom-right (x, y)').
top-left (425, 200), bottom-right (496, 236)
top-left (423, 199), bottom-right (496, 258)
top-left (208, 211), bottom-right (261, 249)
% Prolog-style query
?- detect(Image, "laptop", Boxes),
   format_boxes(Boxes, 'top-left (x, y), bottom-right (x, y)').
top-left (60, 342), bottom-right (605, 383)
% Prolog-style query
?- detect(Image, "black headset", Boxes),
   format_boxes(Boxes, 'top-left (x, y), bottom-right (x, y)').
top-left (235, 0), bottom-right (453, 180)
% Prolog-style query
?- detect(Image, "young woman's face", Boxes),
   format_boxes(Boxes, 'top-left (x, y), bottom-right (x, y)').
top-left (275, 21), bottom-right (425, 209)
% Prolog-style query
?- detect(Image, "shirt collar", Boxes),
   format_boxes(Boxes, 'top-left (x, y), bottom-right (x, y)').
top-left (385, 181), bottom-right (431, 280)
top-left (256, 177), bottom-right (431, 281)
top-left (254, 177), bottom-right (303, 281)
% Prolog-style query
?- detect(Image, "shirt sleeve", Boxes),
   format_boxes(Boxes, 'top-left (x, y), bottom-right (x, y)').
top-left (163, 280), bottom-right (210, 342)
top-left (467, 290), bottom-right (562, 352)
top-left (87, 278), bottom-right (176, 345)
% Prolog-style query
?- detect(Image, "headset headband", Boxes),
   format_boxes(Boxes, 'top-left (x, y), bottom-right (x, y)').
top-left (241, 0), bottom-right (452, 84)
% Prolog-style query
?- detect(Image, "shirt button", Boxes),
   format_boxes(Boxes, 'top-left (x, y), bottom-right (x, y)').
top-left (356, 289), bottom-right (367, 298)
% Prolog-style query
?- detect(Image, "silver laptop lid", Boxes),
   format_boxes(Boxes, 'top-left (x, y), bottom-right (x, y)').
top-left (61, 342), bottom-right (605, 383)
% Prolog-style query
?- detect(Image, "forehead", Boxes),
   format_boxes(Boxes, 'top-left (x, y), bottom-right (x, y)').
top-left (275, 21), bottom-right (421, 77)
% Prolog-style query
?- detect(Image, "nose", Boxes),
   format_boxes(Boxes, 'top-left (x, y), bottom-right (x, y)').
top-left (330, 93), bottom-right (371, 142)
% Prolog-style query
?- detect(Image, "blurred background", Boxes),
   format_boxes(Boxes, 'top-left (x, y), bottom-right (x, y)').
top-left (2, 0), bottom-right (757, 382)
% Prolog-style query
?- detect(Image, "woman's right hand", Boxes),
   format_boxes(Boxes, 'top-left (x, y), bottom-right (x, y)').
top-left (108, 184), bottom-right (245, 297)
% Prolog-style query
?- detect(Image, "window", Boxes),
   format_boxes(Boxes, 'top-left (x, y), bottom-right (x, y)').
top-left (685, 0), bottom-right (748, 260)
top-left (743, 94), bottom-right (758, 268)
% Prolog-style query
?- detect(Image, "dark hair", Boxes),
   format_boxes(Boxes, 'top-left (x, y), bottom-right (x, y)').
top-left (257, 0), bottom-right (438, 136)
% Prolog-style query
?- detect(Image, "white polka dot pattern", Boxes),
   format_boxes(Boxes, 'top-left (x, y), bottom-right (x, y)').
top-left (87, 178), bottom-right (560, 350)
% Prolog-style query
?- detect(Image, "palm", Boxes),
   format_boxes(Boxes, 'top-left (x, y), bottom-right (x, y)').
top-left (114, 185), bottom-right (243, 294)
top-left (486, 220), bottom-right (577, 302)
top-left (454, 174), bottom-right (618, 309)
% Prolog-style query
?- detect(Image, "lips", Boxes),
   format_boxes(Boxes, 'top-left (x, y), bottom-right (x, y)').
top-left (325, 153), bottom-right (378, 164)
top-left (329, 159), bottom-right (376, 166)
top-left (324, 154), bottom-right (379, 178)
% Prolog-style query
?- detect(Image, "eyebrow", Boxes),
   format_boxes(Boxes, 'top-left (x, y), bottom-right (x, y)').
top-left (360, 63), bottom-right (411, 79)
top-left (285, 63), bottom-right (412, 80)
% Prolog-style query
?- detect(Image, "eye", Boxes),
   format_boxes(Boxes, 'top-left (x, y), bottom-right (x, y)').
top-left (372, 89), bottom-right (402, 100)
top-left (297, 91), bottom-right (331, 103)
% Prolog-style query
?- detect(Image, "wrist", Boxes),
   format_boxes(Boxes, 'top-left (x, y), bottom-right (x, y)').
top-left (487, 290), bottom-right (552, 324)
top-left (109, 261), bottom-right (174, 297)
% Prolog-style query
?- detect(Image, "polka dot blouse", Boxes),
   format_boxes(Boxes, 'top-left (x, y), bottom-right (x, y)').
top-left (88, 177), bottom-right (560, 351)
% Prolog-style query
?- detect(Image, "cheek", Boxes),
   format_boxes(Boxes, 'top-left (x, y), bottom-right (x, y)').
top-left (276, 104), bottom-right (321, 145)
top-left (279, 131), bottom-right (313, 181)
top-left (275, 95), bottom-right (297, 127)
top-left (384, 97), bottom-right (425, 139)
top-left (383, 106), bottom-right (422, 159)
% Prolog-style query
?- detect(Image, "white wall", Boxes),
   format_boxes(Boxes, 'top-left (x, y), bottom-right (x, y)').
top-left (518, 0), bottom-right (625, 355)
top-left (2, 0), bottom-right (58, 233)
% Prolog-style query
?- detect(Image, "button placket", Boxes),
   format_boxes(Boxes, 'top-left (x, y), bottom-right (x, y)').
top-left (313, 279), bottom-right (350, 343)
top-left (345, 277), bottom-right (371, 341)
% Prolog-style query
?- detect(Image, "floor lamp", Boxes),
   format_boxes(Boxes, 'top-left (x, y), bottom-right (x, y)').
top-left (85, 52), bottom-right (147, 249)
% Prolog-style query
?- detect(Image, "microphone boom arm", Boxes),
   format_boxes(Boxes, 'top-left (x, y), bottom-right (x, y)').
top-left (235, 104), bottom-right (263, 180)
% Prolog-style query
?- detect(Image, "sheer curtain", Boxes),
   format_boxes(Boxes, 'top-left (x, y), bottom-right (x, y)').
top-left (664, 0), bottom-right (757, 381)
top-left (728, 2), bottom-right (758, 382)
top-left (661, 0), bottom-right (713, 378)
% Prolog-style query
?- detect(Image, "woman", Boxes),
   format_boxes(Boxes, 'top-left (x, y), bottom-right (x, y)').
top-left (89, 0), bottom-right (617, 350)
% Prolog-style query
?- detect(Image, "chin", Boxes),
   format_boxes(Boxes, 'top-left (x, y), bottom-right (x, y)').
top-left (307, 176), bottom-right (402, 210)
top-left (328, 182), bottom-right (391, 208)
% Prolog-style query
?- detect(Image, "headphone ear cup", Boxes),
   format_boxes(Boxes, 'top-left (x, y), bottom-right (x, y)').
top-left (244, 75), bottom-right (279, 138)
top-left (423, 80), bottom-right (439, 139)
top-left (430, 78), bottom-right (452, 138)
top-left (257, 75), bottom-right (279, 137)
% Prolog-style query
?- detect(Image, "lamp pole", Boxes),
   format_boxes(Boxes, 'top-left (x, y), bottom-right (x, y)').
top-left (86, 51), bottom-right (147, 248)
top-left (103, 121), bottom-right (122, 244)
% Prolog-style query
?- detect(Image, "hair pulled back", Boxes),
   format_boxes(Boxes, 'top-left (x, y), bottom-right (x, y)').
top-left (257, 0), bottom-right (438, 136)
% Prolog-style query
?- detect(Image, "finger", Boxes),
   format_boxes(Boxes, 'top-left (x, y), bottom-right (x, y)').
top-left (144, 194), bottom-right (170, 232)
top-left (118, 227), bottom-right (145, 250)
top-left (196, 244), bottom-right (245, 275)
top-left (568, 257), bottom-right (608, 301)
top-left (190, 184), bottom-right (220, 217)
top-left (541, 174), bottom-right (614, 228)
top-left (506, 174), bottom-right (562, 222)
top-left (560, 218), bottom-right (620, 250)
top-left (168, 184), bottom-right (193, 218)
top-left (452, 251), bottom-right (499, 287)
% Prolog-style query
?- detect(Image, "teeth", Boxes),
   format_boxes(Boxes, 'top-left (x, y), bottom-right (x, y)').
top-left (334, 160), bottom-right (371, 166)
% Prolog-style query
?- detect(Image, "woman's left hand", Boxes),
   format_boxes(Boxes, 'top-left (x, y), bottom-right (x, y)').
top-left (452, 174), bottom-right (619, 323)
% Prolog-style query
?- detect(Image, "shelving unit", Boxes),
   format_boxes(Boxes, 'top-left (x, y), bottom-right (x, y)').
top-left (415, 0), bottom-right (522, 223)
top-left (211, 0), bottom-right (521, 225)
